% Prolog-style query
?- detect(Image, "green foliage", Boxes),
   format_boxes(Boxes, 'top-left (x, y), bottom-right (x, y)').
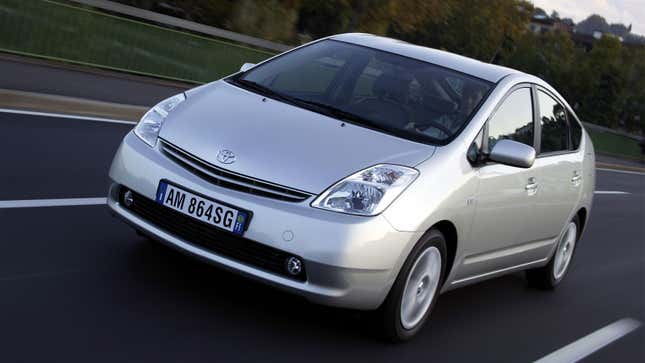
top-left (228, 0), bottom-right (301, 43)
top-left (403, 0), bottom-right (533, 62)
top-left (504, 31), bottom-right (576, 90)
top-left (297, 0), bottom-right (352, 38)
top-left (0, 0), bottom-right (272, 82)
top-left (616, 46), bottom-right (645, 133)
top-left (296, 0), bottom-right (453, 38)
top-left (581, 37), bottom-right (626, 127)
top-left (586, 129), bottom-right (642, 159)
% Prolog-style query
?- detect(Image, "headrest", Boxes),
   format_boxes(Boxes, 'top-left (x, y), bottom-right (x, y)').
top-left (373, 72), bottom-right (409, 103)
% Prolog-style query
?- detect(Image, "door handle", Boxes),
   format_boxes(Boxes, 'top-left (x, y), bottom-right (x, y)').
top-left (571, 171), bottom-right (582, 186)
top-left (525, 177), bottom-right (538, 195)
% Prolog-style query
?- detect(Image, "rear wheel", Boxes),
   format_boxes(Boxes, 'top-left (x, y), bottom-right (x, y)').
top-left (526, 215), bottom-right (580, 289)
top-left (378, 229), bottom-right (446, 342)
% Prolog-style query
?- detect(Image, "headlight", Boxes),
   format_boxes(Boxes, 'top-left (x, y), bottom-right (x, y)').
top-left (134, 93), bottom-right (186, 147)
top-left (311, 164), bottom-right (419, 216)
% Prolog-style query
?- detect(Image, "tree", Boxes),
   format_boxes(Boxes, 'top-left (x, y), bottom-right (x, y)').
top-left (618, 46), bottom-right (645, 132)
top-left (228, 0), bottom-right (302, 43)
top-left (579, 36), bottom-right (626, 127)
top-left (297, 0), bottom-right (352, 38)
top-left (533, 7), bottom-right (547, 17)
top-left (403, 0), bottom-right (533, 62)
top-left (575, 14), bottom-right (609, 35)
top-left (503, 30), bottom-right (576, 95)
top-left (297, 0), bottom-right (452, 40)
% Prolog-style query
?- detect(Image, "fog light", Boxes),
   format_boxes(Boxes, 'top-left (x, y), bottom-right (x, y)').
top-left (285, 256), bottom-right (302, 276)
top-left (123, 190), bottom-right (134, 207)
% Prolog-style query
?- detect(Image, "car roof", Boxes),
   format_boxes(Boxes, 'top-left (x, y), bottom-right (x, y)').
top-left (330, 33), bottom-right (522, 83)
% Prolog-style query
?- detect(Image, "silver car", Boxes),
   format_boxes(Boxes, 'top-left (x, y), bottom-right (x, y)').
top-left (108, 33), bottom-right (595, 341)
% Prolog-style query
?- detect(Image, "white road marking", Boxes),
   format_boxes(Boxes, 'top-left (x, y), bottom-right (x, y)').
top-left (597, 168), bottom-right (645, 176)
top-left (594, 191), bottom-right (630, 195)
top-left (0, 108), bottom-right (136, 125)
top-left (0, 197), bottom-right (107, 209)
top-left (534, 318), bottom-right (641, 363)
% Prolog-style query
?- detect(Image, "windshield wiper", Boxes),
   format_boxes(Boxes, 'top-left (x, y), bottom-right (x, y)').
top-left (295, 99), bottom-right (391, 133)
top-left (232, 78), bottom-right (297, 105)
top-left (231, 78), bottom-right (390, 134)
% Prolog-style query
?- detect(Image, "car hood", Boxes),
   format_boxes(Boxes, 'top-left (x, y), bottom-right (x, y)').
top-left (159, 81), bottom-right (435, 193)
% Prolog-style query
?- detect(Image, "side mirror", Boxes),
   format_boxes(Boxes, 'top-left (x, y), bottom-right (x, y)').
top-left (489, 139), bottom-right (535, 168)
top-left (240, 63), bottom-right (255, 72)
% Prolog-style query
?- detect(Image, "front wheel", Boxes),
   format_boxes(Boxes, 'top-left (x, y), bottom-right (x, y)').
top-left (526, 215), bottom-right (580, 289)
top-left (377, 229), bottom-right (447, 342)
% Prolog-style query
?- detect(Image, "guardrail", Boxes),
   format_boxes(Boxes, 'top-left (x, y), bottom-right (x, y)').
top-left (69, 0), bottom-right (292, 53)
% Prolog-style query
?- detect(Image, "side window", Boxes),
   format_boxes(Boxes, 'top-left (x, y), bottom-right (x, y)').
top-left (568, 110), bottom-right (583, 150)
top-left (538, 90), bottom-right (569, 153)
top-left (468, 128), bottom-right (484, 163)
top-left (486, 87), bottom-right (534, 153)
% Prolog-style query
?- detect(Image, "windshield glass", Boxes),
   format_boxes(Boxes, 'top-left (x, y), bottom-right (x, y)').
top-left (229, 39), bottom-right (492, 145)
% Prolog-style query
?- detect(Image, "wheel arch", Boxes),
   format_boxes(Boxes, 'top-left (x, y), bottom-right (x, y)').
top-left (431, 220), bottom-right (458, 281)
top-left (576, 207), bottom-right (588, 238)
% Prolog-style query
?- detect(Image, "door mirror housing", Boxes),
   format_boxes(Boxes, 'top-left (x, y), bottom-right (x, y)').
top-left (240, 63), bottom-right (255, 72)
top-left (488, 139), bottom-right (535, 168)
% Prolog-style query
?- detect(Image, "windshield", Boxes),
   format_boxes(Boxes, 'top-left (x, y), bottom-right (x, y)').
top-left (228, 39), bottom-right (492, 145)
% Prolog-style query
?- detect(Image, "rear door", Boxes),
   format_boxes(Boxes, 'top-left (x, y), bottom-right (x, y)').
top-left (530, 88), bottom-right (583, 245)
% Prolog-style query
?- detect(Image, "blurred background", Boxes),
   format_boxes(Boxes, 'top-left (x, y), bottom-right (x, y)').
top-left (1, 0), bottom-right (643, 161)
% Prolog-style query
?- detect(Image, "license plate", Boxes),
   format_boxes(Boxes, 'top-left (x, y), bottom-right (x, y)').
top-left (155, 181), bottom-right (250, 235)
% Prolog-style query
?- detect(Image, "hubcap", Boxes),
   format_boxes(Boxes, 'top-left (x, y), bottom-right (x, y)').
top-left (400, 247), bottom-right (442, 330)
top-left (553, 222), bottom-right (577, 280)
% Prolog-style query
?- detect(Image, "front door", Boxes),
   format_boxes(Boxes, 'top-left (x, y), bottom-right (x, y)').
top-left (458, 86), bottom-right (541, 281)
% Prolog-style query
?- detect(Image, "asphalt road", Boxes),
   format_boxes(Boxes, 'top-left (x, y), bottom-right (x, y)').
top-left (1, 110), bottom-right (644, 362)
top-left (0, 54), bottom-right (188, 106)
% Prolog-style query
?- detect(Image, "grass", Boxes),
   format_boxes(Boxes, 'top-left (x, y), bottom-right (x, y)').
top-left (586, 128), bottom-right (643, 160)
top-left (0, 0), bottom-right (274, 83)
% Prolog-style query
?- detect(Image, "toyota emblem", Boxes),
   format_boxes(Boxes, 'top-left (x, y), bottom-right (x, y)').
top-left (216, 149), bottom-right (236, 164)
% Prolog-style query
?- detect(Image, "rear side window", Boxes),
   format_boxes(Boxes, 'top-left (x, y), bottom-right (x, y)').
top-left (568, 110), bottom-right (582, 150)
top-left (538, 90), bottom-right (569, 153)
top-left (486, 87), bottom-right (534, 153)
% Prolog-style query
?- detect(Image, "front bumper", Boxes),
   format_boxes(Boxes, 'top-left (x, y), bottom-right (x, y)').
top-left (108, 132), bottom-right (422, 310)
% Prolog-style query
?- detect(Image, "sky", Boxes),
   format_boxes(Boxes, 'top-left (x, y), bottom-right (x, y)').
top-left (530, 0), bottom-right (645, 35)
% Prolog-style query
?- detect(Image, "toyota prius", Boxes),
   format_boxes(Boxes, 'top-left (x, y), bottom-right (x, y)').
top-left (108, 33), bottom-right (595, 341)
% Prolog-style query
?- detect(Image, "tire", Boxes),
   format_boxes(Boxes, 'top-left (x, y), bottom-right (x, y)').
top-left (377, 229), bottom-right (447, 342)
top-left (526, 215), bottom-right (580, 289)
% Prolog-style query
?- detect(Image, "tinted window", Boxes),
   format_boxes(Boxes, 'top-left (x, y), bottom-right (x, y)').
top-left (486, 87), bottom-right (534, 152)
top-left (272, 56), bottom-right (344, 94)
top-left (468, 128), bottom-right (484, 163)
top-left (568, 110), bottom-right (582, 150)
top-left (538, 91), bottom-right (569, 153)
top-left (233, 40), bottom-right (493, 145)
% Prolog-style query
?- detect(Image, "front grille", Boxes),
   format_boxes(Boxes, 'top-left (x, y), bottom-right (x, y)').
top-left (121, 188), bottom-right (307, 281)
top-left (159, 139), bottom-right (312, 202)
